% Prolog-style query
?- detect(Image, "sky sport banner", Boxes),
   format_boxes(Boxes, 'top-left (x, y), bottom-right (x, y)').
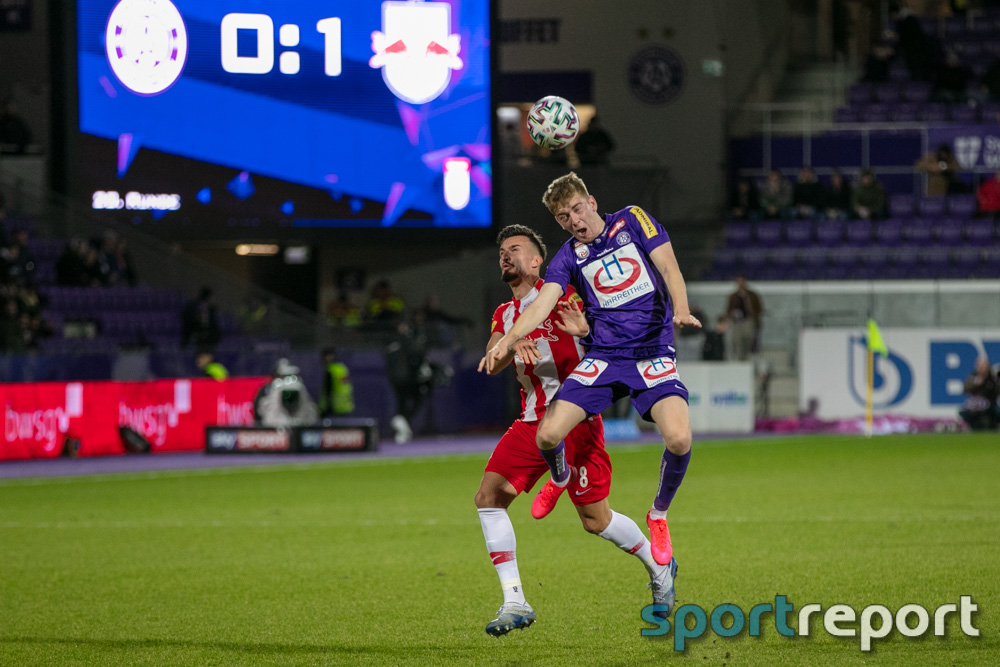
top-left (927, 124), bottom-right (1000, 170)
top-left (0, 377), bottom-right (266, 461)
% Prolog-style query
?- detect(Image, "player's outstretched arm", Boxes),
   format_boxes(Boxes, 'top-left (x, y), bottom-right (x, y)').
top-left (482, 283), bottom-right (563, 372)
top-left (649, 242), bottom-right (702, 330)
top-left (479, 331), bottom-right (514, 375)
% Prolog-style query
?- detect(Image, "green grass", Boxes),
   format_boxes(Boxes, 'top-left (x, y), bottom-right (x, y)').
top-left (0, 434), bottom-right (997, 666)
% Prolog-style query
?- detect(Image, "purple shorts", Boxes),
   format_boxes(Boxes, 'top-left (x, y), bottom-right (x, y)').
top-left (553, 353), bottom-right (689, 422)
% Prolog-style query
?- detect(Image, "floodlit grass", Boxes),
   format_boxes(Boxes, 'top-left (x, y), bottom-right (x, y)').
top-left (1, 434), bottom-right (997, 665)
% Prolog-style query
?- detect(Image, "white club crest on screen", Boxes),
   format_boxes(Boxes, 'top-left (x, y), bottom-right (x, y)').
top-left (105, 0), bottom-right (188, 96)
top-left (443, 157), bottom-right (471, 210)
top-left (369, 1), bottom-right (463, 105)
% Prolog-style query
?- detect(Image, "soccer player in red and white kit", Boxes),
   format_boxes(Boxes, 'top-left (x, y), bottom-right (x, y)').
top-left (475, 224), bottom-right (675, 636)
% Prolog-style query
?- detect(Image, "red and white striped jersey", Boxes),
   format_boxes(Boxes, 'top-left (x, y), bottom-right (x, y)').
top-left (490, 279), bottom-right (585, 422)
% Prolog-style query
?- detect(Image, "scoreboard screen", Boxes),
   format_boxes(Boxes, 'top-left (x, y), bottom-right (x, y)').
top-left (75, 0), bottom-right (494, 237)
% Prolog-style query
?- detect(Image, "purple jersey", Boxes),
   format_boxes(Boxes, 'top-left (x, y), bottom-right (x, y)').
top-left (544, 205), bottom-right (676, 359)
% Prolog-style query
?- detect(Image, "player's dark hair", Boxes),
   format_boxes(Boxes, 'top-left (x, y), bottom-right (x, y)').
top-left (496, 224), bottom-right (547, 261)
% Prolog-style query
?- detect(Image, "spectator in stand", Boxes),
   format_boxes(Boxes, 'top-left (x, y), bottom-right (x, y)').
top-left (889, 1), bottom-right (942, 81)
top-left (758, 170), bottom-right (793, 220)
top-left (979, 57), bottom-right (1000, 106)
top-left (916, 144), bottom-right (963, 196)
top-left (574, 116), bottom-right (616, 166)
top-left (420, 293), bottom-right (470, 349)
top-left (182, 286), bottom-right (221, 348)
top-left (976, 170), bottom-right (1000, 216)
top-left (0, 239), bottom-right (34, 287)
top-left (0, 299), bottom-right (25, 352)
top-left (852, 169), bottom-right (887, 220)
top-left (930, 51), bottom-right (972, 104)
top-left (318, 346), bottom-right (354, 418)
top-left (726, 276), bottom-right (763, 362)
top-left (792, 166), bottom-right (826, 220)
top-left (729, 177), bottom-right (761, 220)
top-left (823, 170), bottom-right (853, 220)
top-left (99, 233), bottom-right (138, 286)
top-left (326, 290), bottom-right (361, 328)
top-left (0, 98), bottom-right (32, 154)
top-left (365, 279), bottom-right (405, 331)
top-left (385, 319), bottom-right (430, 443)
top-left (862, 44), bottom-right (896, 83)
top-left (701, 315), bottom-right (730, 362)
top-left (958, 357), bottom-right (999, 431)
top-left (80, 243), bottom-right (105, 287)
top-left (196, 351), bottom-right (229, 380)
top-left (56, 237), bottom-right (89, 287)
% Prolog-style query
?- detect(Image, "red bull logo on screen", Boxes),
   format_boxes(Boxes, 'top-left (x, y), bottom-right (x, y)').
top-left (369, 1), bottom-right (463, 105)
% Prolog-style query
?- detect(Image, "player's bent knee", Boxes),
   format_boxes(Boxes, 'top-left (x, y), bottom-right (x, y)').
top-left (662, 427), bottom-right (692, 455)
top-left (475, 487), bottom-right (509, 509)
top-left (580, 515), bottom-right (607, 534)
top-left (536, 423), bottom-right (561, 450)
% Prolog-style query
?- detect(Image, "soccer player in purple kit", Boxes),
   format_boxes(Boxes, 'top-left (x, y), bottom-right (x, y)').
top-left (483, 172), bottom-right (701, 614)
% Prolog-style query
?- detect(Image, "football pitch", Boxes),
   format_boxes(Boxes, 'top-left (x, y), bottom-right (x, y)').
top-left (1, 433), bottom-right (997, 666)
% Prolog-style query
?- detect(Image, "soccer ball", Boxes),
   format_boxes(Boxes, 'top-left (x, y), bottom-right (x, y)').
top-left (526, 96), bottom-right (580, 150)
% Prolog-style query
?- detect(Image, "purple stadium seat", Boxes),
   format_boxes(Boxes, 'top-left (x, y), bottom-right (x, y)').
top-left (860, 246), bottom-right (890, 269)
top-left (934, 218), bottom-right (965, 246)
top-left (845, 219), bottom-right (873, 246)
top-left (978, 247), bottom-right (1000, 277)
top-left (848, 83), bottom-right (874, 106)
top-left (889, 61), bottom-right (911, 82)
top-left (770, 248), bottom-right (797, 271)
top-left (828, 248), bottom-right (859, 268)
top-left (953, 247), bottom-right (982, 275)
top-left (784, 220), bottom-right (813, 247)
top-left (814, 220), bottom-right (845, 247)
top-left (890, 103), bottom-right (919, 122)
top-left (797, 247), bottom-right (828, 267)
top-left (889, 194), bottom-right (916, 218)
top-left (902, 81), bottom-right (932, 102)
top-left (835, 107), bottom-right (859, 123)
top-left (874, 82), bottom-right (903, 103)
top-left (917, 196), bottom-right (946, 218)
top-left (726, 221), bottom-right (753, 248)
top-left (949, 104), bottom-right (979, 123)
top-left (874, 219), bottom-right (903, 246)
top-left (946, 194), bottom-right (977, 217)
top-left (943, 15), bottom-right (966, 36)
top-left (711, 248), bottom-right (740, 278)
top-left (963, 219), bottom-right (995, 244)
top-left (861, 104), bottom-right (890, 123)
top-left (919, 104), bottom-right (949, 122)
top-left (921, 249), bottom-right (951, 277)
top-left (755, 220), bottom-right (784, 247)
top-left (892, 248), bottom-right (921, 275)
top-left (903, 218), bottom-right (934, 246)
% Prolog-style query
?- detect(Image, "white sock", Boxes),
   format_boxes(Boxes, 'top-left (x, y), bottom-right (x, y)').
top-left (598, 510), bottom-right (660, 577)
top-left (478, 508), bottom-right (527, 605)
top-left (649, 508), bottom-right (667, 520)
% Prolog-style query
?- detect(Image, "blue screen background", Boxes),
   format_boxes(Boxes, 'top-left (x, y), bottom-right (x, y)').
top-left (77, 0), bottom-right (493, 230)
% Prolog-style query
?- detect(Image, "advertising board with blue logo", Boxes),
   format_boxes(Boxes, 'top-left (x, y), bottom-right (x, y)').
top-left (684, 362), bottom-right (754, 434)
top-left (800, 328), bottom-right (1000, 419)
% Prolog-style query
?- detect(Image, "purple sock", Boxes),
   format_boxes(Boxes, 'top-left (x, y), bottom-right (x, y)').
top-left (539, 441), bottom-right (571, 486)
top-left (653, 449), bottom-right (691, 511)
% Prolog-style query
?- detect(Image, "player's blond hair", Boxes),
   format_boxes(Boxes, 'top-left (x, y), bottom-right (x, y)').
top-left (542, 172), bottom-right (590, 215)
